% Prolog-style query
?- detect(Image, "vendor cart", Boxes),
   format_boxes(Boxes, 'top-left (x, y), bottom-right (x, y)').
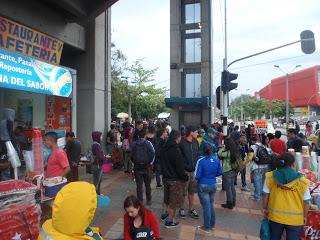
top-left (0, 180), bottom-right (41, 240)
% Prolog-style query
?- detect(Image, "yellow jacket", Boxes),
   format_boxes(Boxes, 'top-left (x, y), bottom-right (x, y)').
top-left (265, 171), bottom-right (309, 226)
top-left (38, 182), bottom-right (103, 240)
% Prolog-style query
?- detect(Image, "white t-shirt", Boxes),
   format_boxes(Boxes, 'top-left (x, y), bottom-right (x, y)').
top-left (263, 180), bottom-right (311, 201)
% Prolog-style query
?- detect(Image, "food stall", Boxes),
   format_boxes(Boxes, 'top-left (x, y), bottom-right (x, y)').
top-left (293, 147), bottom-right (320, 239)
top-left (0, 32), bottom-right (76, 238)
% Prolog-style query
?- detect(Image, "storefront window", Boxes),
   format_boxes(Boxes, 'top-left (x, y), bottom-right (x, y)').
top-left (185, 3), bottom-right (201, 24)
top-left (185, 73), bottom-right (201, 98)
top-left (185, 38), bottom-right (201, 63)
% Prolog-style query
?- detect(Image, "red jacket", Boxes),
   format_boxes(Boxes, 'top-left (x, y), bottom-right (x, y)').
top-left (124, 207), bottom-right (160, 240)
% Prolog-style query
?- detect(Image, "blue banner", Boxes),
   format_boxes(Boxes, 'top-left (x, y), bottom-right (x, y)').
top-left (0, 48), bottom-right (74, 97)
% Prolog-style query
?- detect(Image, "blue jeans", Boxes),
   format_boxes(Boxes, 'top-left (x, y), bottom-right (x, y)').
top-left (92, 165), bottom-right (103, 195)
top-left (197, 184), bottom-right (217, 229)
top-left (269, 221), bottom-right (303, 240)
top-left (252, 167), bottom-right (268, 200)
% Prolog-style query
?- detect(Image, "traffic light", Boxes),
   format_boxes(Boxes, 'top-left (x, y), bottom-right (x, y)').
top-left (300, 30), bottom-right (315, 54)
top-left (221, 70), bottom-right (238, 93)
top-left (216, 86), bottom-right (221, 109)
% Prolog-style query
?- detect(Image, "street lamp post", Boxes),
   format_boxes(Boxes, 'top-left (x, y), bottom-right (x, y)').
top-left (307, 93), bottom-right (318, 120)
top-left (121, 76), bottom-right (137, 122)
top-left (274, 65), bottom-right (301, 129)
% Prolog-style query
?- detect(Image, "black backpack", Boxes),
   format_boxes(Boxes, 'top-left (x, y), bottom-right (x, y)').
top-left (253, 144), bottom-right (272, 165)
top-left (131, 141), bottom-right (151, 169)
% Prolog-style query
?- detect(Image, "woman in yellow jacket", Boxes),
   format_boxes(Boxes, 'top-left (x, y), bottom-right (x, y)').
top-left (262, 153), bottom-right (310, 240)
top-left (38, 181), bottom-right (110, 240)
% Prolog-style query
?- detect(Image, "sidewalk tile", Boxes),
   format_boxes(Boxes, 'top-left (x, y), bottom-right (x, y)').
top-left (213, 229), bottom-right (229, 238)
top-left (230, 232), bottom-right (246, 240)
top-left (247, 235), bottom-right (259, 240)
top-left (250, 209), bottom-right (262, 216)
top-left (179, 231), bottom-right (195, 240)
top-left (180, 225), bottom-right (196, 233)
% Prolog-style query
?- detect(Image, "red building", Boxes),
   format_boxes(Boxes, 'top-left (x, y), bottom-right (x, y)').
top-left (257, 65), bottom-right (320, 107)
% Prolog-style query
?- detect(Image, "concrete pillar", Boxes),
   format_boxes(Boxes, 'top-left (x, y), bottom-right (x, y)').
top-left (74, 10), bottom-right (112, 150)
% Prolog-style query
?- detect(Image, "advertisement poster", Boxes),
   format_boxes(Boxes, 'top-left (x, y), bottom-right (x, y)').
top-left (255, 119), bottom-right (268, 134)
top-left (17, 99), bottom-right (33, 128)
top-left (0, 48), bottom-right (74, 97)
top-left (46, 95), bottom-right (71, 132)
top-left (0, 16), bottom-right (64, 64)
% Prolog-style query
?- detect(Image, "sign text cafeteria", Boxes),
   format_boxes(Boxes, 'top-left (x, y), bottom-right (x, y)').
top-left (0, 16), bottom-right (64, 65)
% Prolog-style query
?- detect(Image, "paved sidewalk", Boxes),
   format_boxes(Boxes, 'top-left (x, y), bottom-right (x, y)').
top-left (81, 168), bottom-right (261, 240)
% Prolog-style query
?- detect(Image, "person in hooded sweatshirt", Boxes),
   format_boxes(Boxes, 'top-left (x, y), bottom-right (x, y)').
top-left (262, 153), bottom-right (311, 240)
top-left (0, 108), bottom-right (16, 180)
top-left (38, 181), bottom-right (110, 240)
top-left (160, 130), bottom-right (188, 228)
top-left (92, 131), bottom-right (110, 195)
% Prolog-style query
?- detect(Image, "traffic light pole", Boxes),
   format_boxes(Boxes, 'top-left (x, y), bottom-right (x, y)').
top-left (222, 0), bottom-right (228, 136)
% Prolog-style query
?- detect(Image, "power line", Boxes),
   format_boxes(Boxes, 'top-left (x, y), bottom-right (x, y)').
top-left (228, 53), bottom-right (315, 71)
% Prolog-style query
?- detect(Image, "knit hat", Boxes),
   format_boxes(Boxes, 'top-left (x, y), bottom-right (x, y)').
top-left (207, 128), bottom-right (219, 136)
top-left (198, 128), bottom-right (205, 134)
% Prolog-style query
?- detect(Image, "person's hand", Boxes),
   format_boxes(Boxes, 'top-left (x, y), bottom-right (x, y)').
top-left (263, 208), bottom-right (269, 218)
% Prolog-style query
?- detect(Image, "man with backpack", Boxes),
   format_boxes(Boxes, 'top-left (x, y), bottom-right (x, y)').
top-left (249, 136), bottom-right (270, 201)
top-left (131, 129), bottom-right (155, 205)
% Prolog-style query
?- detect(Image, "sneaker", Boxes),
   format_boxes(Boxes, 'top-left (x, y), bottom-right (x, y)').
top-left (249, 196), bottom-right (260, 201)
top-left (241, 186), bottom-right (250, 192)
top-left (221, 202), bottom-right (233, 209)
top-left (189, 209), bottom-right (199, 219)
top-left (156, 185), bottom-right (163, 189)
top-left (160, 213), bottom-right (169, 222)
top-left (179, 209), bottom-right (186, 218)
top-left (165, 221), bottom-right (179, 228)
top-left (197, 226), bottom-right (212, 234)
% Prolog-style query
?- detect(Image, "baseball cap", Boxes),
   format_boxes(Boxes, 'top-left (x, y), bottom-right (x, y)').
top-left (198, 128), bottom-right (205, 134)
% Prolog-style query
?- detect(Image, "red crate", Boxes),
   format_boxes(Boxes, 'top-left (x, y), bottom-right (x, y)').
top-left (0, 180), bottom-right (41, 240)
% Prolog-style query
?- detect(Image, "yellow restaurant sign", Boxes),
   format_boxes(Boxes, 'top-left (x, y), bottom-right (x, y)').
top-left (0, 16), bottom-right (63, 65)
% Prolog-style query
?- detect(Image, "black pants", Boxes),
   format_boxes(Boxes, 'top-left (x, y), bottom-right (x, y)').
top-left (134, 169), bottom-right (152, 202)
top-left (240, 168), bottom-right (247, 187)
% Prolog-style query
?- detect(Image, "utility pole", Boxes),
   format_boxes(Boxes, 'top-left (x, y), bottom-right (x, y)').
top-left (222, 0), bottom-right (228, 136)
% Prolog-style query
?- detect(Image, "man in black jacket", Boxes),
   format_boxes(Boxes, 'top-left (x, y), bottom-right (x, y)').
top-left (179, 125), bottom-right (199, 219)
top-left (131, 129), bottom-right (155, 205)
top-left (160, 130), bottom-right (188, 228)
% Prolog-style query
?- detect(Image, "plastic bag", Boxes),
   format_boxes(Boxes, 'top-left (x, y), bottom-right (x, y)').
top-left (5, 141), bottom-right (21, 168)
top-left (260, 217), bottom-right (271, 240)
top-left (23, 150), bottom-right (34, 172)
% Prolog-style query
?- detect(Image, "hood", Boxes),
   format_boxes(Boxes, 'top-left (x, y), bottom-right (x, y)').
top-left (203, 134), bottom-right (214, 143)
top-left (2, 108), bottom-right (15, 122)
top-left (92, 131), bottom-right (102, 143)
top-left (164, 139), bottom-right (178, 150)
top-left (51, 182), bottom-right (97, 235)
top-left (273, 167), bottom-right (302, 185)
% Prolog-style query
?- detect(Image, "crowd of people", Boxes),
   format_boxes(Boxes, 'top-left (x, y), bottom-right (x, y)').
top-left (104, 119), bottom-right (313, 239)
top-left (0, 113), bottom-right (316, 239)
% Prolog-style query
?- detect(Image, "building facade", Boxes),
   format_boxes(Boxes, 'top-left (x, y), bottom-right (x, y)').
top-left (257, 65), bottom-right (320, 117)
top-left (0, 0), bottom-right (117, 148)
top-left (166, 0), bottom-right (213, 129)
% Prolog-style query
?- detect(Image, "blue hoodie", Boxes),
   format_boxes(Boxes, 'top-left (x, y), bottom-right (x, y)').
top-left (194, 155), bottom-right (222, 185)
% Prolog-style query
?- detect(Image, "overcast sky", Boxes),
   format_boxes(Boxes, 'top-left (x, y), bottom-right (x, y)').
top-left (112, 0), bottom-right (320, 98)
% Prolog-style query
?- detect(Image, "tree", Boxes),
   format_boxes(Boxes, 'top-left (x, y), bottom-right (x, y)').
top-left (229, 94), bottom-right (294, 121)
top-left (111, 46), bottom-right (168, 120)
top-left (111, 45), bottom-right (129, 117)
top-left (127, 59), bottom-right (168, 119)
